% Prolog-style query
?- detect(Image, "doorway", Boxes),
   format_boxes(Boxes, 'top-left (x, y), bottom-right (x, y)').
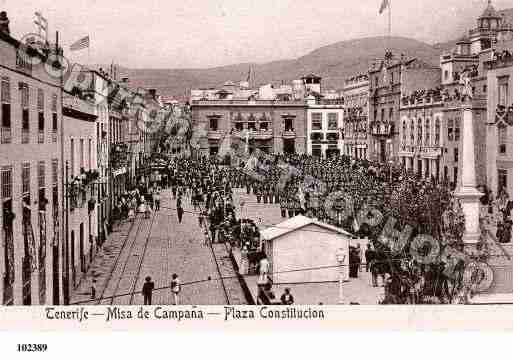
top-left (283, 139), bottom-right (295, 154)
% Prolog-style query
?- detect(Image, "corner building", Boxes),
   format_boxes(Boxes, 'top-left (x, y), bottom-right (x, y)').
top-left (0, 24), bottom-right (63, 305)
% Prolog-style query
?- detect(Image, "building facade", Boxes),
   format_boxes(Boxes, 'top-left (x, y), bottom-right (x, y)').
top-left (305, 96), bottom-right (344, 158)
top-left (192, 100), bottom-right (307, 155)
top-left (0, 25), bottom-right (63, 305)
top-left (343, 74), bottom-right (369, 159)
top-left (62, 93), bottom-right (98, 296)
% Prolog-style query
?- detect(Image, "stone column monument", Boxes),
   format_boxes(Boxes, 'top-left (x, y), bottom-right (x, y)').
top-left (454, 71), bottom-right (483, 245)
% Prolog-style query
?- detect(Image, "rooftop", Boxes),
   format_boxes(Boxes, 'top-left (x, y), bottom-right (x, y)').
top-left (261, 215), bottom-right (353, 242)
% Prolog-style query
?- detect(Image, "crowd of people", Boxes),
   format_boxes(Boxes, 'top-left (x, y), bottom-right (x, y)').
top-left (101, 146), bottom-right (510, 305)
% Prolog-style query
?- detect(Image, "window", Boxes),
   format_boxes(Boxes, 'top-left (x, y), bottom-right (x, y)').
top-left (52, 159), bottom-right (58, 185)
top-left (88, 139), bottom-right (92, 170)
top-left (22, 162), bottom-right (30, 196)
top-left (209, 117), bottom-right (218, 131)
top-left (499, 169), bottom-right (508, 193)
top-left (70, 139), bottom-right (75, 177)
top-left (435, 117), bottom-right (440, 145)
top-left (499, 123), bottom-right (507, 154)
top-left (389, 108), bottom-right (394, 121)
top-left (454, 148), bottom-right (459, 163)
top-left (447, 119), bottom-right (454, 141)
top-left (37, 89), bottom-right (44, 143)
top-left (284, 118), bottom-right (294, 132)
top-left (402, 120), bottom-right (407, 142)
top-left (425, 119), bottom-right (430, 145)
top-left (311, 113), bottom-right (322, 130)
top-left (381, 109), bottom-right (385, 122)
top-left (80, 139), bottom-right (84, 170)
top-left (1, 77), bottom-right (11, 144)
top-left (20, 83), bottom-right (29, 143)
top-left (373, 109), bottom-right (377, 121)
top-left (417, 118), bottom-right (422, 145)
top-left (410, 119), bottom-right (415, 144)
top-left (1, 166), bottom-right (12, 200)
top-left (38, 161), bottom-right (45, 189)
top-left (444, 70), bottom-right (449, 81)
top-left (327, 113), bottom-right (338, 130)
top-left (483, 85), bottom-right (487, 93)
top-left (260, 122), bottom-right (269, 131)
top-left (498, 77), bottom-right (509, 107)
top-left (454, 118), bottom-right (461, 141)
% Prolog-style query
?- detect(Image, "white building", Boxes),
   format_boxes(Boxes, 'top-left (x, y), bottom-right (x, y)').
top-left (306, 95), bottom-right (344, 158)
top-left (261, 215), bottom-right (351, 284)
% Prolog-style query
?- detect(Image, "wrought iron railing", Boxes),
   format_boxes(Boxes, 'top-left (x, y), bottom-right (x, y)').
top-left (1, 126), bottom-right (11, 144)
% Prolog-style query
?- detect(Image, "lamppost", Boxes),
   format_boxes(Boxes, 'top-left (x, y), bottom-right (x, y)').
top-left (336, 247), bottom-right (347, 304)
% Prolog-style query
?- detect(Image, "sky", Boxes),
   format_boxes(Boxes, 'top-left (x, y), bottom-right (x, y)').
top-left (2, 0), bottom-right (513, 69)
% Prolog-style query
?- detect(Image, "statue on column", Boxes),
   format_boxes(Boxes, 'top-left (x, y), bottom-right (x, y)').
top-left (459, 69), bottom-right (473, 101)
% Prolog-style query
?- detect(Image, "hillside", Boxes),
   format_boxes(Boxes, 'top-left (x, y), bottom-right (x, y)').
top-left (116, 36), bottom-right (446, 99)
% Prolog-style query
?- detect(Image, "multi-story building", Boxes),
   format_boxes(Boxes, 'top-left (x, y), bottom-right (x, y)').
top-left (368, 52), bottom-right (440, 164)
top-left (485, 50), bottom-right (513, 197)
top-left (343, 74), bottom-right (369, 159)
top-left (438, 0), bottom-right (513, 188)
top-left (399, 87), bottom-right (447, 181)
top-left (305, 95), bottom-right (344, 158)
top-left (0, 17), bottom-right (63, 305)
top-left (62, 93), bottom-right (98, 294)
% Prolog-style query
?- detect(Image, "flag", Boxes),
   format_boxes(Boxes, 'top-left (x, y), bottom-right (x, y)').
top-left (34, 11), bottom-right (48, 34)
top-left (70, 35), bottom-right (90, 51)
top-left (379, 0), bottom-right (390, 14)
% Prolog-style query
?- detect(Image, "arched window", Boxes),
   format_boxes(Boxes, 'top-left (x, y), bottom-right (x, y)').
top-left (410, 119), bottom-right (415, 144)
top-left (425, 118), bottom-right (430, 145)
top-left (435, 117), bottom-right (441, 145)
top-left (402, 120), bottom-right (407, 142)
top-left (417, 118), bottom-right (422, 145)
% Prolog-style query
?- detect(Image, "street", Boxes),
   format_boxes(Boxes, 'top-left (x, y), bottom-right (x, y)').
top-left (70, 189), bottom-right (238, 305)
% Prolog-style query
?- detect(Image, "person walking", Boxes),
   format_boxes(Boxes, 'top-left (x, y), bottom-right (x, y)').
top-left (177, 195), bottom-right (184, 223)
top-left (153, 191), bottom-right (161, 212)
top-left (142, 276), bottom-right (155, 305)
top-left (364, 243), bottom-right (374, 272)
top-left (171, 273), bottom-right (181, 305)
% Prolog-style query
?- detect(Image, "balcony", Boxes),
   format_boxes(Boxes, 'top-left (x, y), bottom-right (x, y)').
top-left (38, 131), bottom-right (44, 144)
top-left (370, 121), bottom-right (393, 137)
top-left (51, 131), bottom-right (57, 143)
top-left (21, 129), bottom-right (29, 144)
top-left (1, 126), bottom-right (11, 144)
top-left (419, 146), bottom-right (442, 159)
top-left (282, 129), bottom-right (296, 138)
top-left (206, 130), bottom-right (223, 140)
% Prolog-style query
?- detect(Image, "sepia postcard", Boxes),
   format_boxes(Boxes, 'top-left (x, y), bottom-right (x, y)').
top-left (2, 0), bottom-right (513, 351)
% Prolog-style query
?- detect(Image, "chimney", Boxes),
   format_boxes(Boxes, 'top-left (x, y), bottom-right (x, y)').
top-left (0, 11), bottom-right (10, 35)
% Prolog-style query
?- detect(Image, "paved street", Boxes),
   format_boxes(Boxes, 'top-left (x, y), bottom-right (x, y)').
top-left (71, 189), bottom-right (235, 305)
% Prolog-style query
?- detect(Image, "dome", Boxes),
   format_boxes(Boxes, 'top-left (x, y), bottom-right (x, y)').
top-left (479, 1), bottom-right (500, 19)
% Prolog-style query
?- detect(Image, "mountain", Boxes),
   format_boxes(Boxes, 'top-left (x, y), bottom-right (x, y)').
top-left (115, 36), bottom-right (447, 99)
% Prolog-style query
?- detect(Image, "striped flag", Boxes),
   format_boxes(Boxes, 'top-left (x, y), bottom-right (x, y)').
top-left (70, 35), bottom-right (90, 51)
top-left (379, 0), bottom-right (390, 14)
